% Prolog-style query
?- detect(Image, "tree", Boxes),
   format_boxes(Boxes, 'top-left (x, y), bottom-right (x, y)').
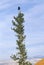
top-left (11, 7), bottom-right (32, 65)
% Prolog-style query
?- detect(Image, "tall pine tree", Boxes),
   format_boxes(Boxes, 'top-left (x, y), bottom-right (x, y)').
top-left (11, 7), bottom-right (32, 65)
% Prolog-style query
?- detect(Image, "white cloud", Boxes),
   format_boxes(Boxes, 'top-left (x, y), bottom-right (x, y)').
top-left (0, 0), bottom-right (11, 10)
top-left (23, 0), bottom-right (44, 57)
top-left (24, 2), bottom-right (44, 33)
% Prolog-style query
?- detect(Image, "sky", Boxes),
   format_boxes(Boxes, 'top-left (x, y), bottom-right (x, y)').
top-left (0, 0), bottom-right (44, 60)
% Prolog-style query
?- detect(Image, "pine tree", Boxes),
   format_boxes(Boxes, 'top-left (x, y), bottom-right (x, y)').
top-left (11, 7), bottom-right (32, 65)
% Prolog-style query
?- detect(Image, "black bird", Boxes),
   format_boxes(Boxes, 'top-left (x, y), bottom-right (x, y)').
top-left (18, 6), bottom-right (20, 10)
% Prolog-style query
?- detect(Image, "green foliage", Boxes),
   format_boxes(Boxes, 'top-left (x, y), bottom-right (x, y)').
top-left (25, 61), bottom-right (32, 65)
top-left (11, 8), bottom-right (32, 65)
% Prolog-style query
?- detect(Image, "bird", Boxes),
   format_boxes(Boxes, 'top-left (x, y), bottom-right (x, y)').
top-left (18, 6), bottom-right (20, 10)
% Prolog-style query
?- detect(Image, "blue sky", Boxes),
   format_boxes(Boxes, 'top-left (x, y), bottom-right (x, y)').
top-left (0, 0), bottom-right (44, 60)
